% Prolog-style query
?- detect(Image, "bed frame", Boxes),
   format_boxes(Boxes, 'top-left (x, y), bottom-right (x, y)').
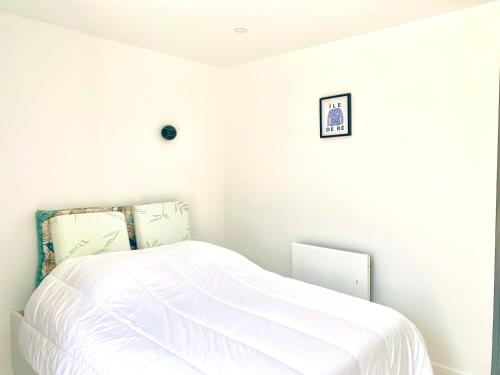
top-left (11, 310), bottom-right (37, 375)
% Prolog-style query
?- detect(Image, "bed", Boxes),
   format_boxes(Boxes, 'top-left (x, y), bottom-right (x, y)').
top-left (19, 240), bottom-right (433, 375)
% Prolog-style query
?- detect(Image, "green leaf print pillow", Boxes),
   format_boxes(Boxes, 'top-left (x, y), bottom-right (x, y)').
top-left (133, 201), bottom-right (191, 249)
top-left (49, 212), bottom-right (131, 265)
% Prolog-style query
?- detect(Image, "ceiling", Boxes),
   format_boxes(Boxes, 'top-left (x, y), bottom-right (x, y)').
top-left (0, 0), bottom-right (491, 67)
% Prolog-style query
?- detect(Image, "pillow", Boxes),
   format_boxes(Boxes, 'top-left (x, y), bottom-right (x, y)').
top-left (36, 205), bottom-right (136, 287)
top-left (133, 201), bottom-right (190, 249)
top-left (49, 212), bottom-right (131, 265)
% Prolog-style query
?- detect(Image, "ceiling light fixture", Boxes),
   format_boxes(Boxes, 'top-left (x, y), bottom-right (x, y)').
top-left (233, 27), bottom-right (247, 34)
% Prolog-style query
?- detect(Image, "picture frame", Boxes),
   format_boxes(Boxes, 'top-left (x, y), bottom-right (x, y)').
top-left (319, 93), bottom-right (351, 138)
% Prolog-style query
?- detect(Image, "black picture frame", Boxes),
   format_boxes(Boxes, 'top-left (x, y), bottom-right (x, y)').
top-left (319, 93), bottom-right (352, 138)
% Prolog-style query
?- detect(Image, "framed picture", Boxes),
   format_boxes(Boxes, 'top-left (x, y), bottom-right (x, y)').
top-left (319, 93), bottom-right (351, 138)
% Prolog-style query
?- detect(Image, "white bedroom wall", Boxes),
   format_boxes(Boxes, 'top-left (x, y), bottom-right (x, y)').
top-left (223, 3), bottom-right (500, 375)
top-left (0, 12), bottom-right (224, 374)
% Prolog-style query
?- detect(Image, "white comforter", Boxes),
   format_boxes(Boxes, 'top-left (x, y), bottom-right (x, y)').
top-left (20, 241), bottom-right (433, 375)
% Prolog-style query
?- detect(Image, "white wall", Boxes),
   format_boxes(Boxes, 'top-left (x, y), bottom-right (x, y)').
top-left (223, 3), bottom-right (500, 375)
top-left (0, 12), bottom-right (224, 374)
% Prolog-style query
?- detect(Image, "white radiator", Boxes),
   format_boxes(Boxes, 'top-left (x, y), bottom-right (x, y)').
top-left (291, 243), bottom-right (371, 300)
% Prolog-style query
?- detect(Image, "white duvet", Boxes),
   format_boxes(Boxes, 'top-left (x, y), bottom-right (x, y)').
top-left (20, 241), bottom-right (433, 375)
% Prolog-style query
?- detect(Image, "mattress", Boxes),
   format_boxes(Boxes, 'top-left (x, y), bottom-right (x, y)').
top-left (19, 241), bottom-right (433, 375)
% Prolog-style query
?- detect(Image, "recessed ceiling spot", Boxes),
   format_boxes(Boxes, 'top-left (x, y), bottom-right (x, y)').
top-left (233, 27), bottom-right (247, 34)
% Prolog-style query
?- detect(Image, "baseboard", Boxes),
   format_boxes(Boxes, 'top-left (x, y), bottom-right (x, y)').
top-left (432, 362), bottom-right (475, 375)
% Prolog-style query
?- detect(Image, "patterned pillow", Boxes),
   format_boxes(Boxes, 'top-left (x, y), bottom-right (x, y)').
top-left (36, 206), bottom-right (136, 287)
top-left (133, 201), bottom-right (190, 249)
top-left (49, 212), bottom-right (131, 265)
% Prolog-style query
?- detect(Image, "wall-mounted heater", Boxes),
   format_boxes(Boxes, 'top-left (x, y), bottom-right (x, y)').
top-left (291, 243), bottom-right (371, 300)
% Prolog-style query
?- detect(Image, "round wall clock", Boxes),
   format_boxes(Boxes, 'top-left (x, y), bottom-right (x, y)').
top-left (161, 125), bottom-right (177, 140)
